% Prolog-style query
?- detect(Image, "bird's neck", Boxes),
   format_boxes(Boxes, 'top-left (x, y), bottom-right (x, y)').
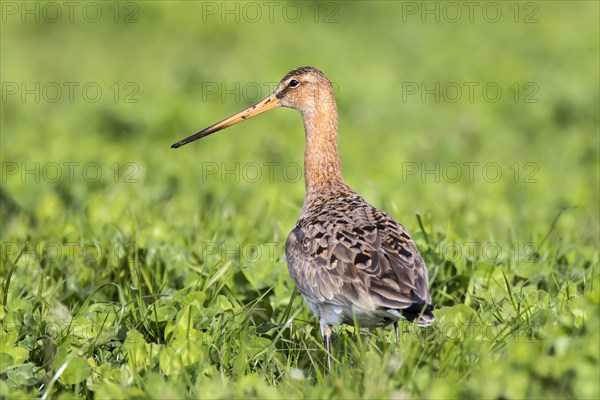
top-left (302, 101), bottom-right (345, 195)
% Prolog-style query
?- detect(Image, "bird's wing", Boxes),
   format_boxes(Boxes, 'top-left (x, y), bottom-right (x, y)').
top-left (285, 194), bottom-right (432, 318)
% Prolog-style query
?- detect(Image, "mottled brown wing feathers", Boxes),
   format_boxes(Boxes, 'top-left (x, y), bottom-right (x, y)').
top-left (285, 190), bottom-right (432, 314)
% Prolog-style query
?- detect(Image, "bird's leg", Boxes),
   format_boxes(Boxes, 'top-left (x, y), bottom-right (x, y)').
top-left (394, 321), bottom-right (399, 343)
top-left (321, 321), bottom-right (332, 369)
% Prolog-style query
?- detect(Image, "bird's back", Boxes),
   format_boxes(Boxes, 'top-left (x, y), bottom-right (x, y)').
top-left (285, 184), bottom-right (434, 328)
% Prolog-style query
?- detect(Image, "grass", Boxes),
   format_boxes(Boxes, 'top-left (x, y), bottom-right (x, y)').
top-left (1, 1), bottom-right (599, 398)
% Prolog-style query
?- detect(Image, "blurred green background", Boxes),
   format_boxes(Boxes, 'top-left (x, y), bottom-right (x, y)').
top-left (2, 1), bottom-right (598, 237)
top-left (1, 1), bottom-right (598, 398)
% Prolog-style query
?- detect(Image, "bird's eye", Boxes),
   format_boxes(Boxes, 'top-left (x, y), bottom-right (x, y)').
top-left (289, 79), bottom-right (299, 88)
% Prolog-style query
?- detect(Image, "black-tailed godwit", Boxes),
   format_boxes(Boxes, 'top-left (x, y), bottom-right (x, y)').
top-left (172, 66), bottom-right (434, 367)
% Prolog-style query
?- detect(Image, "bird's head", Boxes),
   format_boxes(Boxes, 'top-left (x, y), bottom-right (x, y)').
top-left (171, 66), bottom-right (335, 148)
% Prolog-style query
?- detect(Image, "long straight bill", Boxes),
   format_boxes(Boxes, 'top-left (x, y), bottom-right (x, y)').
top-left (171, 95), bottom-right (281, 148)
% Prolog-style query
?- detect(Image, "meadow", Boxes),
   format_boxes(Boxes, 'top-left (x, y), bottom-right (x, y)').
top-left (1, 1), bottom-right (598, 398)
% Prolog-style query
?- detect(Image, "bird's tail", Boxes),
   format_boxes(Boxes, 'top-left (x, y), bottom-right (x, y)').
top-left (401, 302), bottom-right (435, 326)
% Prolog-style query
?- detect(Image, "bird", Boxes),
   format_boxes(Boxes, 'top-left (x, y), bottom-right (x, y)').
top-left (172, 66), bottom-right (434, 367)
